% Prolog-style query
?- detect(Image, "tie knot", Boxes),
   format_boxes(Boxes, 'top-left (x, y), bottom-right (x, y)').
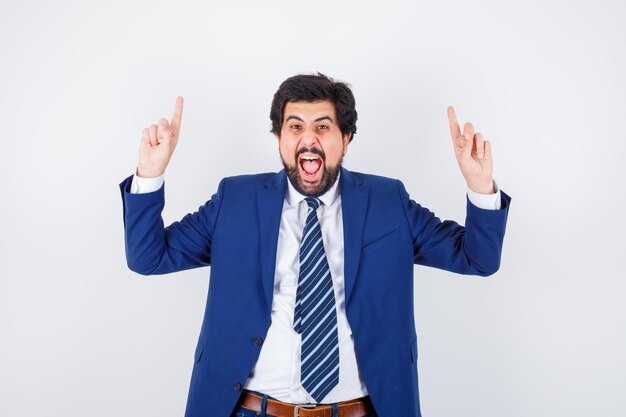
top-left (305, 197), bottom-right (322, 211)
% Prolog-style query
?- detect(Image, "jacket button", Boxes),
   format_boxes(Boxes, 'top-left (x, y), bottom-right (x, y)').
top-left (233, 382), bottom-right (242, 391)
top-left (253, 336), bottom-right (263, 346)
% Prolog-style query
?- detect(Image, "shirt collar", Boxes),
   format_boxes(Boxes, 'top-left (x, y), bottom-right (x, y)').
top-left (285, 171), bottom-right (341, 208)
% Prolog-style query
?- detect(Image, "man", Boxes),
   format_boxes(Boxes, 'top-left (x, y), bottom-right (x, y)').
top-left (119, 73), bottom-right (511, 417)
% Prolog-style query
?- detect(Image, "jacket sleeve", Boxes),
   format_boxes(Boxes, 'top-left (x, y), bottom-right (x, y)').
top-left (119, 174), bottom-right (225, 275)
top-left (397, 180), bottom-right (511, 276)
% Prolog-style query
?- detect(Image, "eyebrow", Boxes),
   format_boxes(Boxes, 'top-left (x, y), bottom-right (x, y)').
top-left (285, 115), bottom-right (335, 123)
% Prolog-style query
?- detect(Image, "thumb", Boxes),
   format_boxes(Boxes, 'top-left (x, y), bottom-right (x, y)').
top-left (462, 132), bottom-right (473, 160)
top-left (157, 119), bottom-right (172, 144)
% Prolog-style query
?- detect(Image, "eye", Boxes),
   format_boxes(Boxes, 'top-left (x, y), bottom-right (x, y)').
top-left (290, 124), bottom-right (302, 130)
top-left (317, 125), bottom-right (328, 130)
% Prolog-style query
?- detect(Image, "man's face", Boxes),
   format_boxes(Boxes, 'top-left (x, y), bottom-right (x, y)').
top-left (277, 100), bottom-right (350, 197)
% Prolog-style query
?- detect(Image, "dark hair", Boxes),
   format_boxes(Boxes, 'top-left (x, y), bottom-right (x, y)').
top-left (270, 73), bottom-right (357, 142)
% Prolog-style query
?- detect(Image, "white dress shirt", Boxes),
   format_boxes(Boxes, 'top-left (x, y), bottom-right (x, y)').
top-left (130, 171), bottom-right (501, 403)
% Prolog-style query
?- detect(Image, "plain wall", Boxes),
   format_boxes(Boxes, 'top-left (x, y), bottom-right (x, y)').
top-left (1, 1), bottom-right (624, 416)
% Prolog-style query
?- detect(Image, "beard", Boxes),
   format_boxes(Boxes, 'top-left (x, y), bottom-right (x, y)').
top-left (281, 147), bottom-right (343, 198)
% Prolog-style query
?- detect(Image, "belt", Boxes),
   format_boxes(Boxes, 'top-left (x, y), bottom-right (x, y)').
top-left (236, 390), bottom-right (376, 417)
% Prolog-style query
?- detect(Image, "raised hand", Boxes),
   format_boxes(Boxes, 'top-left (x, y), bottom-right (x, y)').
top-left (447, 106), bottom-right (494, 194)
top-left (137, 96), bottom-right (184, 178)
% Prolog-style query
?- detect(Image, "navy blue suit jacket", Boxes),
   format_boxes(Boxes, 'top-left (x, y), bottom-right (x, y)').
top-left (119, 167), bottom-right (511, 417)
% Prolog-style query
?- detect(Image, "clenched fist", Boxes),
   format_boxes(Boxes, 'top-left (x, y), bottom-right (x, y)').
top-left (137, 96), bottom-right (184, 178)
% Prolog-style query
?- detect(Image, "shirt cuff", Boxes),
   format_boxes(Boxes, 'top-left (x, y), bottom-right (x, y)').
top-left (467, 180), bottom-right (501, 210)
top-left (130, 171), bottom-right (164, 194)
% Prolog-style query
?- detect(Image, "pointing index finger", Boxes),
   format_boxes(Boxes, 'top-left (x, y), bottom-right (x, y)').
top-left (447, 106), bottom-right (461, 140)
top-left (170, 96), bottom-right (184, 129)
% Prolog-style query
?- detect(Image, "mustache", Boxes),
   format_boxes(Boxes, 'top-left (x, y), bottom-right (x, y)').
top-left (296, 147), bottom-right (325, 161)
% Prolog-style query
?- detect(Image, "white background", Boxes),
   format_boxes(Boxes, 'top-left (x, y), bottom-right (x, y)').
top-left (1, 1), bottom-right (625, 416)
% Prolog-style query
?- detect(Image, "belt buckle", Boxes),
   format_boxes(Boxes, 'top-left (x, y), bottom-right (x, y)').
top-left (294, 403), bottom-right (317, 417)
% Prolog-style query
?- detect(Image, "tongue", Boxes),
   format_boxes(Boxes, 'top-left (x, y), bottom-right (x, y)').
top-left (302, 159), bottom-right (321, 174)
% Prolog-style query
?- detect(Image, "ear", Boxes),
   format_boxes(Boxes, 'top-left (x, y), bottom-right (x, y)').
top-left (342, 133), bottom-right (351, 155)
top-left (275, 132), bottom-right (281, 144)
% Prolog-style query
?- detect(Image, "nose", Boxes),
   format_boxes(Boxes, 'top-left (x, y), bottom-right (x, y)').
top-left (300, 126), bottom-right (320, 148)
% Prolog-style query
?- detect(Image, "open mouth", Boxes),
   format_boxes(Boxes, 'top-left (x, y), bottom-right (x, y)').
top-left (298, 154), bottom-right (323, 180)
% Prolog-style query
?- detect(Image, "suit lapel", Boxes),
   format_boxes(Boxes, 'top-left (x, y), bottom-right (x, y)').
top-left (256, 168), bottom-right (368, 312)
top-left (340, 168), bottom-right (369, 305)
top-left (257, 170), bottom-right (287, 314)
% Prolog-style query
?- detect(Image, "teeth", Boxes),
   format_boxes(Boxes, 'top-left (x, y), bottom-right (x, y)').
top-left (300, 156), bottom-right (319, 161)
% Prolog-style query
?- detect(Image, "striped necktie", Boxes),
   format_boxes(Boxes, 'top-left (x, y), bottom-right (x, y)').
top-left (293, 197), bottom-right (340, 403)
